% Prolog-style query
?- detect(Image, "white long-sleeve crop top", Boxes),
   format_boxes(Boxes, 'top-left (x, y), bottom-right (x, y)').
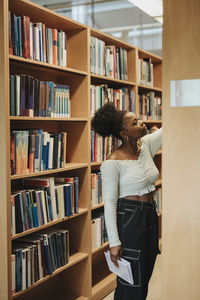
top-left (100, 128), bottom-right (162, 247)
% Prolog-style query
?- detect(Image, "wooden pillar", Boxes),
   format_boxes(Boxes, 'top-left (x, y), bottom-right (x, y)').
top-left (162, 0), bottom-right (200, 299)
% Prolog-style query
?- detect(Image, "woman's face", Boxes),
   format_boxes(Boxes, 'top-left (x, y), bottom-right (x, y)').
top-left (122, 112), bottom-right (147, 139)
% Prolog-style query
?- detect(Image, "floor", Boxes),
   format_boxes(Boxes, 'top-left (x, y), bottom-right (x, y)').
top-left (102, 253), bottom-right (162, 300)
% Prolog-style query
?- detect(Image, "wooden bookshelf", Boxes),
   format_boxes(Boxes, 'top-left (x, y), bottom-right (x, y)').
top-left (0, 0), bottom-right (162, 299)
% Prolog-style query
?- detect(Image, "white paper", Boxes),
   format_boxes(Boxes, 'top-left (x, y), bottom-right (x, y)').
top-left (104, 250), bottom-right (134, 285)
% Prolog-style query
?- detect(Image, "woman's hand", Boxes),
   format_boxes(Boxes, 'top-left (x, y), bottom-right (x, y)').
top-left (110, 245), bottom-right (123, 267)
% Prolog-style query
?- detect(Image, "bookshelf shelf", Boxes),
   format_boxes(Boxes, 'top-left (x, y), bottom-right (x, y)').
top-left (10, 117), bottom-right (88, 122)
top-left (11, 208), bottom-right (89, 240)
top-left (155, 179), bottom-right (162, 187)
top-left (156, 149), bottom-right (162, 155)
top-left (138, 84), bottom-right (162, 93)
top-left (91, 162), bottom-right (103, 166)
top-left (9, 55), bottom-right (88, 76)
top-left (92, 242), bottom-right (109, 255)
top-left (91, 203), bottom-right (104, 210)
top-left (12, 252), bottom-right (89, 299)
top-left (91, 273), bottom-right (116, 300)
top-left (90, 74), bottom-right (136, 87)
top-left (10, 163), bottom-right (89, 180)
top-left (142, 120), bottom-right (162, 124)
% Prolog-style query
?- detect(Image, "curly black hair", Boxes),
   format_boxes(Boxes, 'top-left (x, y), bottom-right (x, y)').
top-left (91, 103), bottom-right (126, 140)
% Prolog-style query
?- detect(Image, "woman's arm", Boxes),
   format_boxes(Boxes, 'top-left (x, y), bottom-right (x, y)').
top-left (101, 160), bottom-right (121, 247)
top-left (142, 127), bottom-right (162, 157)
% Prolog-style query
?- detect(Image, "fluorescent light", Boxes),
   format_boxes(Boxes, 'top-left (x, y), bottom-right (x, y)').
top-left (128, 0), bottom-right (163, 23)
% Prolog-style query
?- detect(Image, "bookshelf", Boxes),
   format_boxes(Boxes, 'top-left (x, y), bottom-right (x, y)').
top-left (0, 0), bottom-right (162, 299)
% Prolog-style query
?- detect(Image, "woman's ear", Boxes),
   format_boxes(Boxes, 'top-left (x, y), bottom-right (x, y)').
top-left (120, 130), bottom-right (127, 140)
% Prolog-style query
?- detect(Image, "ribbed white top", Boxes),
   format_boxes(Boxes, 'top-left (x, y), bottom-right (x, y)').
top-left (100, 128), bottom-right (162, 247)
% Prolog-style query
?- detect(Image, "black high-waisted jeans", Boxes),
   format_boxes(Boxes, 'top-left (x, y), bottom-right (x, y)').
top-left (114, 198), bottom-right (160, 300)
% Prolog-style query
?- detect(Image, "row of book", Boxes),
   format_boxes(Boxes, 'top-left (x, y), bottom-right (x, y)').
top-left (12, 230), bottom-right (69, 294)
top-left (91, 210), bottom-right (108, 251)
top-left (139, 92), bottom-right (162, 121)
top-left (11, 176), bottom-right (79, 235)
top-left (91, 172), bottom-right (103, 207)
top-left (9, 12), bottom-right (67, 66)
top-left (154, 187), bottom-right (162, 213)
top-left (91, 132), bottom-right (113, 163)
top-left (90, 85), bottom-right (135, 118)
top-left (138, 58), bottom-right (154, 87)
top-left (10, 130), bottom-right (67, 175)
top-left (10, 74), bottom-right (70, 118)
top-left (90, 36), bottom-right (128, 80)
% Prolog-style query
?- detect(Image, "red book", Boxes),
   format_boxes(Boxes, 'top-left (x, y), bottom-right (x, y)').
top-left (52, 29), bottom-right (58, 65)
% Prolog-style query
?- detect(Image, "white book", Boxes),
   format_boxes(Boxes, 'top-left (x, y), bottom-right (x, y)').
top-left (30, 22), bottom-right (33, 60)
top-left (40, 190), bottom-right (48, 224)
top-left (104, 250), bottom-right (134, 285)
top-left (48, 137), bottom-right (54, 169)
top-left (16, 75), bottom-right (20, 116)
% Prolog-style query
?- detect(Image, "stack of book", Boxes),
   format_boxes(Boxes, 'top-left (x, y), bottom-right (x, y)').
top-left (138, 58), bottom-right (153, 86)
top-left (9, 12), bottom-right (67, 66)
top-left (91, 172), bottom-right (103, 207)
top-left (11, 176), bottom-right (79, 235)
top-left (90, 84), bottom-right (135, 117)
top-left (10, 130), bottom-right (67, 175)
top-left (91, 210), bottom-right (108, 251)
top-left (10, 74), bottom-right (70, 118)
top-left (90, 36), bottom-right (128, 80)
top-left (12, 230), bottom-right (69, 294)
top-left (139, 92), bottom-right (162, 120)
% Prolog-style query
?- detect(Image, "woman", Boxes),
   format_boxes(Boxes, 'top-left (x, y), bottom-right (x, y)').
top-left (91, 103), bottom-right (162, 300)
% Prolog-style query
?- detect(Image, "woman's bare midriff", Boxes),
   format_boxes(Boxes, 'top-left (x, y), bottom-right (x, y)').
top-left (124, 191), bottom-right (154, 203)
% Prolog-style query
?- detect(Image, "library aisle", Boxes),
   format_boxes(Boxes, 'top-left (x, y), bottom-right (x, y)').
top-left (103, 254), bottom-right (162, 300)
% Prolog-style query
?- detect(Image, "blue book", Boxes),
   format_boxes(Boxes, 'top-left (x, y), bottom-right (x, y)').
top-left (15, 248), bottom-right (22, 292)
top-left (91, 130), bottom-right (95, 162)
top-left (48, 81), bottom-right (55, 117)
top-left (45, 187), bottom-right (53, 221)
top-left (42, 234), bottom-right (53, 275)
top-left (31, 191), bottom-right (39, 227)
top-left (25, 191), bottom-right (34, 229)
top-left (63, 184), bottom-right (72, 217)
top-left (46, 141), bottom-right (49, 170)
top-left (74, 177), bottom-right (79, 214)
top-left (17, 16), bottom-right (22, 57)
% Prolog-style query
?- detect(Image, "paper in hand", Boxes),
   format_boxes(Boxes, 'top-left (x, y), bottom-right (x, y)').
top-left (104, 250), bottom-right (134, 285)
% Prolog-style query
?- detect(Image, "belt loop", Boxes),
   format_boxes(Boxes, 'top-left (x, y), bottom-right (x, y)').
top-left (118, 198), bottom-right (122, 208)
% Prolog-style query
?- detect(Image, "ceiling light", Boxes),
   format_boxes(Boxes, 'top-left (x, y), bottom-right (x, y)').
top-left (128, 0), bottom-right (163, 23)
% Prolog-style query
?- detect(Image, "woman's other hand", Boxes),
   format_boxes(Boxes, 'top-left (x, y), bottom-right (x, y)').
top-left (110, 245), bottom-right (123, 267)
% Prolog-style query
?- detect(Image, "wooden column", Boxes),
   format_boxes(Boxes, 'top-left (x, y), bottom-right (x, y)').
top-left (162, 0), bottom-right (200, 299)
top-left (0, 0), bottom-right (9, 299)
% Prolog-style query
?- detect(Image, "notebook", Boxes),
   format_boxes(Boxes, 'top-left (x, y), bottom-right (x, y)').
top-left (104, 250), bottom-right (134, 285)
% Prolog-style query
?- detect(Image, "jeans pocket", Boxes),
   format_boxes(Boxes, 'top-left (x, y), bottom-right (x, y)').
top-left (123, 207), bottom-right (138, 231)
top-left (119, 248), bottom-right (141, 287)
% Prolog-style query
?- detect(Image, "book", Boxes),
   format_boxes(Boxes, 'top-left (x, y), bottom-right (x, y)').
top-left (104, 250), bottom-right (134, 285)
